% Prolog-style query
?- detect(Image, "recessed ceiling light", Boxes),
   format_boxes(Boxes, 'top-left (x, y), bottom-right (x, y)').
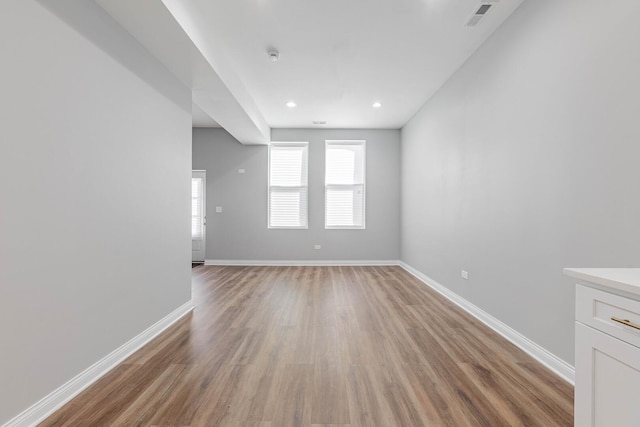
top-left (372, 102), bottom-right (382, 108)
top-left (286, 101), bottom-right (297, 108)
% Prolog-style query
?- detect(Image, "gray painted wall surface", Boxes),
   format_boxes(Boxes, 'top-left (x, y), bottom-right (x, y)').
top-left (401, 0), bottom-right (640, 364)
top-left (192, 128), bottom-right (400, 261)
top-left (0, 1), bottom-right (192, 423)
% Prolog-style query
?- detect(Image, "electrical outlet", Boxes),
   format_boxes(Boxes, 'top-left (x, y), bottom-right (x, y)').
top-left (314, 245), bottom-right (321, 250)
top-left (461, 270), bottom-right (469, 280)
top-left (215, 206), bottom-right (222, 213)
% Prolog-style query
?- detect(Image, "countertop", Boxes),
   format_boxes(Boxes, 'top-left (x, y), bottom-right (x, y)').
top-left (564, 268), bottom-right (640, 297)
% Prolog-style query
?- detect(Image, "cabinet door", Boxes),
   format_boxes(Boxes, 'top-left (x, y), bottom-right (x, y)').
top-left (575, 323), bottom-right (640, 427)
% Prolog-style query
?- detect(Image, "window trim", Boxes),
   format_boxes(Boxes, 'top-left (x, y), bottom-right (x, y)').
top-left (324, 140), bottom-right (366, 230)
top-left (268, 141), bottom-right (309, 229)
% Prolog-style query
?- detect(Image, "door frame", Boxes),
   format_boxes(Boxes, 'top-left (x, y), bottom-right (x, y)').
top-left (192, 170), bottom-right (206, 262)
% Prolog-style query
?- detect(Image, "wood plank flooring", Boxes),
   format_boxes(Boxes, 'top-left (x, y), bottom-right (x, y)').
top-left (40, 266), bottom-right (573, 426)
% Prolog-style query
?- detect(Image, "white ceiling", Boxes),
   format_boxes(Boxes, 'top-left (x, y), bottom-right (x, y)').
top-left (97, 0), bottom-right (523, 141)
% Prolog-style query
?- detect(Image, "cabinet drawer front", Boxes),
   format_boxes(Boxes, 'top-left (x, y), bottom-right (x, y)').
top-left (576, 284), bottom-right (640, 348)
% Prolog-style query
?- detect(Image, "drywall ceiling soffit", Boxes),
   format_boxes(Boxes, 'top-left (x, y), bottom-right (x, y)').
top-left (192, 102), bottom-right (220, 128)
top-left (95, 0), bottom-right (270, 144)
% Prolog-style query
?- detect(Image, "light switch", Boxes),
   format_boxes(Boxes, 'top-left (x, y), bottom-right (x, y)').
top-left (215, 206), bottom-right (222, 213)
top-left (238, 169), bottom-right (245, 174)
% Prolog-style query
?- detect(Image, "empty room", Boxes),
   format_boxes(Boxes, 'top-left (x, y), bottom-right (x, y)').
top-left (1, 0), bottom-right (639, 426)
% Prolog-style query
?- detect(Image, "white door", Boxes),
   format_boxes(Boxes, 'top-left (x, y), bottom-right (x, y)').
top-left (192, 170), bottom-right (206, 262)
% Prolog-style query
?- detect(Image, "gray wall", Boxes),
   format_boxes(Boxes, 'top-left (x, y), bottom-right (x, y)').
top-left (192, 128), bottom-right (400, 261)
top-left (401, 0), bottom-right (640, 365)
top-left (0, 1), bottom-right (192, 423)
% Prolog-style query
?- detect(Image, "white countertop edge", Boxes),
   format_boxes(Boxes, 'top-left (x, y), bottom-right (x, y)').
top-left (564, 268), bottom-right (640, 297)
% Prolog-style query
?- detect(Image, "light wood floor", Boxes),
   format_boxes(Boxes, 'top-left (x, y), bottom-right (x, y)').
top-left (41, 266), bottom-right (573, 426)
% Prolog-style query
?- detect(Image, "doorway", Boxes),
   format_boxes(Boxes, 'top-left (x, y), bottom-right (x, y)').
top-left (192, 170), bottom-right (206, 263)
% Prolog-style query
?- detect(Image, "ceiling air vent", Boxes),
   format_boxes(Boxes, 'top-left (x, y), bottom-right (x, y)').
top-left (466, 2), bottom-right (495, 27)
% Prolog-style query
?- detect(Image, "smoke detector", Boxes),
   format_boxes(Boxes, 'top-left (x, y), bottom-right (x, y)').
top-left (267, 49), bottom-right (280, 62)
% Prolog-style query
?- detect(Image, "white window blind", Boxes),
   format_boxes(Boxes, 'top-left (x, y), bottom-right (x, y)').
top-left (325, 141), bottom-right (366, 229)
top-left (192, 177), bottom-right (204, 240)
top-left (269, 142), bottom-right (308, 228)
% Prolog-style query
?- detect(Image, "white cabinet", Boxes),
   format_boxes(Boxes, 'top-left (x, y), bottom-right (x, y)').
top-left (566, 269), bottom-right (640, 427)
top-left (575, 322), bottom-right (640, 427)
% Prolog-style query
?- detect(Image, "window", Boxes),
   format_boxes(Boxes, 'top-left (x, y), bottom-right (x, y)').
top-left (269, 142), bottom-right (308, 228)
top-left (325, 140), bottom-right (366, 229)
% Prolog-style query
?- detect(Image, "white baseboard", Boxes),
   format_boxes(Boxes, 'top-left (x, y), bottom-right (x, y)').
top-left (204, 259), bottom-right (401, 266)
top-left (398, 262), bottom-right (575, 385)
top-left (3, 301), bottom-right (194, 427)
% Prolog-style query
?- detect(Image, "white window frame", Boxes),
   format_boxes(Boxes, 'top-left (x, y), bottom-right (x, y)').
top-left (268, 142), bottom-right (309, 229)
top-left (325, 140), bottom-right (366, 230)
